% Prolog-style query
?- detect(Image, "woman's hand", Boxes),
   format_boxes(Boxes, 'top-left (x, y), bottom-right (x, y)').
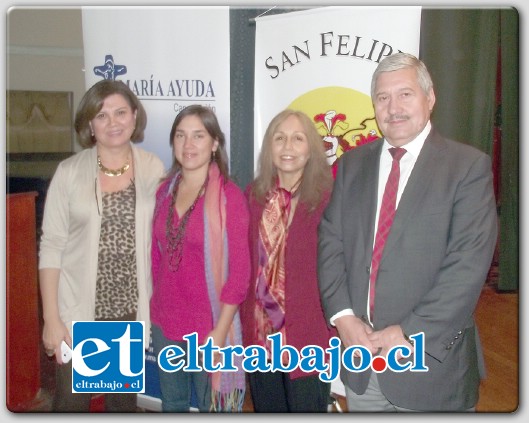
top-left (42, 317), bottom-right (71, 364)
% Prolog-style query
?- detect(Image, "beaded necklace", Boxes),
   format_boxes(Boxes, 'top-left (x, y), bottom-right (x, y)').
top-left (165, 173), bottom-right (209, 271)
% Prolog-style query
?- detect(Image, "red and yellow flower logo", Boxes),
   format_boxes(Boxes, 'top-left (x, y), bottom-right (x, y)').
top-left (289, 86), bottom-right (380, 177)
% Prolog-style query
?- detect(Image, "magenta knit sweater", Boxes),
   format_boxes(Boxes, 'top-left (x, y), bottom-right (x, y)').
top-left (150, 178), bottom-right (250, 343)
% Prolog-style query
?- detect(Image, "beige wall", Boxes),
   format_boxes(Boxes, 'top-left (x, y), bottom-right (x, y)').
top-left (7, 7), bottom-right (85, 155)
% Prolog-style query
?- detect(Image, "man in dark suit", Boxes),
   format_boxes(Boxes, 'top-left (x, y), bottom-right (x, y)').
top-left (317, 52), bottom-right (497, 411)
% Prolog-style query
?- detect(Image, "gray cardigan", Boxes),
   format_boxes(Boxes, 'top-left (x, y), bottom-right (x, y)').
top-left (39, 145), bottom-right (165, 344)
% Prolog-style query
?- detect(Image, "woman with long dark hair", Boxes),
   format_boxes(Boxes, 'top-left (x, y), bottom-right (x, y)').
top-left (150, 105), bottom-right (250, 412)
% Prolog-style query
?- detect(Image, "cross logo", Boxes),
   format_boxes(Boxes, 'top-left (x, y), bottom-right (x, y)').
top-left (93, 54), bottom-right (127, 80)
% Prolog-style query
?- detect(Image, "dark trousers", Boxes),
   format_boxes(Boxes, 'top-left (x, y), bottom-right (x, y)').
top-left (53, 362), bottom-right (137, 412)
top-left (52, 312), bottom-right (137, 412)
top-left (248, 371), bottom-right (330, 413)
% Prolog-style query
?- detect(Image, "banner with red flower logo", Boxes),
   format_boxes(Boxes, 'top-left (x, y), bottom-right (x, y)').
top-left (254, 6), bottom-right (421, 397)
top-left (254, 6), bottom-right (421, 175)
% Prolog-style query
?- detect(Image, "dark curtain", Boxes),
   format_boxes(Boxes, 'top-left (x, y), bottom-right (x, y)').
top-left (420, 9), bottom-right (499, 156)
top-left (229, 8), bottom-right (258, 189)
top-left (229, 7), bottom-right (519, 290)
top-left (498, 10), bottom-right (519, 291)
top-left (420, 8), bottom-right (519, 290)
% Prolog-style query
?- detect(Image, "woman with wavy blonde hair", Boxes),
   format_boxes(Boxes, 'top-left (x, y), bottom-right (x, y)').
top-left (241, 109), bottom-right (334, 412)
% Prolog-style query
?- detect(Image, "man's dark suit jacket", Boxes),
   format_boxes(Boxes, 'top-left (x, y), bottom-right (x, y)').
top-left (318, 127), bottom-right (498, 411)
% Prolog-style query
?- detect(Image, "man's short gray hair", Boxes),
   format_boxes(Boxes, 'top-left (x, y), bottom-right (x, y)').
top-left (371, 52), bottom-right (434, 99)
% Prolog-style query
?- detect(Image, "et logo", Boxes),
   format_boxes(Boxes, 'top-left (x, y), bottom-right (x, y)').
top-left (72, 321), bottom-right (145, 393)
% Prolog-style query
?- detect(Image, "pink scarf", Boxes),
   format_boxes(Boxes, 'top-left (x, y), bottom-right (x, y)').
top-left (203, 163), bottom-right (245, 412)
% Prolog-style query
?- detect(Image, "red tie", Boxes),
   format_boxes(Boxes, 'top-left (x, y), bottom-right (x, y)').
top-left (369, 147), bottom-right (407, 318)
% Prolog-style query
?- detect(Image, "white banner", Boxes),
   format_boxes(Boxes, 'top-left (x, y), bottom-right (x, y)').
top-left (255, 6), bottom-right (421, 397)
top-left (255, 6), bottom-right (421, 173)
top-left (81, 7), bottom-right (229, 409)
top-left (82, 6), bottom-right (230, 170)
